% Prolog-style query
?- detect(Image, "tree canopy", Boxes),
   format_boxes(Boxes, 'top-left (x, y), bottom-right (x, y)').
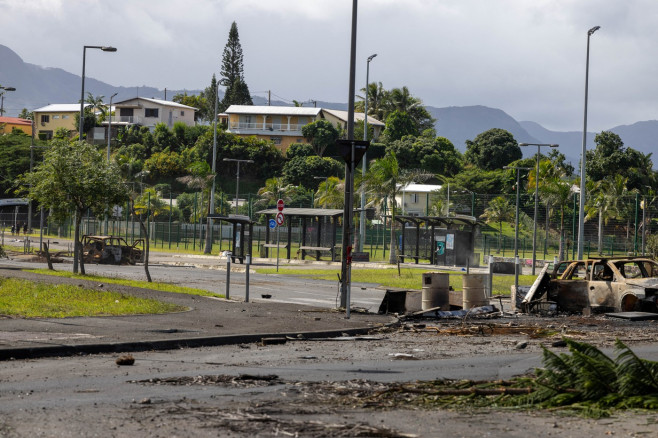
top-left (301, 119), bottom-right (340, 157)
top-left (585, 131), bottom-right (653, 192)
top-left (386, 135), bottom-right (462, 176)
top-left (219, 22), bottom-right (253, 111)
top-left (464, 128), bottom-right (522, 171)
top-left (282, 155), bottom-right (344, 187)
top-left (17, 140), bottom-right (129, 272)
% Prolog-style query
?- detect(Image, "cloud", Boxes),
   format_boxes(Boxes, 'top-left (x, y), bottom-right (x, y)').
top-left (2, 0), bottom-right (658, 132)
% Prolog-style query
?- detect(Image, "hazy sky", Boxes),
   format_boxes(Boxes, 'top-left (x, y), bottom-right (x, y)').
top-left (2, 0), bottom-right (657, 132)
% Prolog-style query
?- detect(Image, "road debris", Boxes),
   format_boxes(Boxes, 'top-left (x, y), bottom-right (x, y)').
top-left (115, 354), bottom-right (135, 366)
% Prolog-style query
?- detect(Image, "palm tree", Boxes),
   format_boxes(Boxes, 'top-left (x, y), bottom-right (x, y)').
top-left (85, 93), bottom-right (107, 120)
top-left (585, 179), bottom-right (608, 254)
top-left (355, 82), bottom-right (389, 121)
top-left (256, 177), bottom-right (298, 209)
top-left (604, 174), bottom-right (633, 241)
top-left (360, 152), bottom-right (432, 264)
top-left (540, 166), bottom-right (574, 261)
top-left (132, 187), bottom-right (172, 221)
top-left (389, 86), bottom-right (420, 113)
top-left (480, 196), bottom-right (514, 252)
top-left (314, 177), bottom-right (344, 209)
top-left (176, 161), bottom-right (215, 220)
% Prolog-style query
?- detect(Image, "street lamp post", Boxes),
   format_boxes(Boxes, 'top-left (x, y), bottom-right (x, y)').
top-left (204, 84), bottom-right (220, 254)
top-left (577, 26), bottom-right (600, 260)
top-left (107, 92), bottom-right (118, 161)
top-left (79, 45), bottom-right (117, 141)
top-left (504, 165), bottom-right (531, 297)
top-left (223, 158), bottom-right (254, 214)
top-left (519, 143), bottom-right (558, 275)
top-left (359, 53), bottom-right (377, 253)
top-left (103, 92), bottom-right (119, 236)
top-left (313, 176), bottom-right (330, 209)
top-left (0, 86), bottom-right (16, 116)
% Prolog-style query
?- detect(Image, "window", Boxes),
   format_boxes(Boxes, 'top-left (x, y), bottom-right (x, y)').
top-left (180, 111), bottom-right (185, 116)
top-left (53, 115), bottom-right (60, 119)
top-left (410, 194), bottom-right (418, 203)
top-left (62, 115), bottom-right (69, 119)
top-left (145, 108), bottom-right (159, 118)
top-left (270, 137), bottom-right (282, 145)
top-left (120, 108), bottom-right (134, 117)
top-left (40, 115), bottom-right (50, 124)
top-left (39, 130), bottom-right (53, 140)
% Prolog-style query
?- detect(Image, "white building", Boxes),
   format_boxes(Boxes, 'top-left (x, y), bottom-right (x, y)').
top-left (110, 97), bottom-right (196, 130)
top-left (395, 183), bottom-right (442, 216)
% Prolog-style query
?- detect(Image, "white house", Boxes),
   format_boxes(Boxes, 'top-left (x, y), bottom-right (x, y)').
top-left (109, 97), bottom-right (196, 130)
top-left (395, 183), bottom-right (442, 216)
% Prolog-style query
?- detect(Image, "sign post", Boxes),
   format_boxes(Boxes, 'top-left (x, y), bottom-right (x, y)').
top-left (276, 199), bottom-right (284, 272)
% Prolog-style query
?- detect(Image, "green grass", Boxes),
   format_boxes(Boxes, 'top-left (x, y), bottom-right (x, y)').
top-left (0, 277), bottom-right (186, 318)
top-left (254, 266), bottom-right (535, 296)
top-left (24, 269), bottom-right (222, 298)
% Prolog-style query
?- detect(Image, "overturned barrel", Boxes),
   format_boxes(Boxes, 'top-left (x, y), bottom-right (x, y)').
top-left (462, 273), bottom-right (489, 309)
top-left (421, 272), bottom-right (450, 310)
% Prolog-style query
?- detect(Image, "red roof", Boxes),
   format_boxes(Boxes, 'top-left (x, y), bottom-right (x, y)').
top-left (0, 117), bottom-right (32, 126)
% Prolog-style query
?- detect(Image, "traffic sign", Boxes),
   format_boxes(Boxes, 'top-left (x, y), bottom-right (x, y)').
top-left (276, 212), bottom-right (285, 225)
top-left (277, 199), bottom-right (284, 211)
top-left (336, 139), bottom-right (370, 167)
top-left (268, 219), bottom-right (276, 229)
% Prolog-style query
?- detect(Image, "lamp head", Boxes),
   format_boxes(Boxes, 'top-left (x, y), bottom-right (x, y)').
top-left (101, 46), bottom-right (117, 52)
top-left (368, 54), bottom-right (377, 62)
top-left (588, 26), bottom-right (601, 36)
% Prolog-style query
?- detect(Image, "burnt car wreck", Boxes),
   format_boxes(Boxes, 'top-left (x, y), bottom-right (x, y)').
top-left (522, 257), bottom-right (658, 314)
top-left (82, 235), bottom-right (144, 265)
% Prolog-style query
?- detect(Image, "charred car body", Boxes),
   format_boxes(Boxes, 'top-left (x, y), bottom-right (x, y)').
top-left (82, 235), bottom-right (144, 265)
top-left (524, 257), bottom-right (658, 314)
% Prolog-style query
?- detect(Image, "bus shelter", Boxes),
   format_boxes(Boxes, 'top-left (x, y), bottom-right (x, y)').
top-left (390, 214), bottom-right (479, 266)
top-left (256, 208), bottom-right (344, 261)
top-left (206, 214), bottom-right (254, 264)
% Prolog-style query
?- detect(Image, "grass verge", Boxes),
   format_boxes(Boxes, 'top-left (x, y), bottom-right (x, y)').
top-left (24, 268), bottom-right (222, 298)
top-left (253, 267), bottom-right (535, 295)
top-left (0, 277), bottom-right (186, 318)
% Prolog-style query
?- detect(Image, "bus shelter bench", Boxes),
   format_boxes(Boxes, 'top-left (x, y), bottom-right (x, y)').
top-left (299, 246), bottom-right (335, 261)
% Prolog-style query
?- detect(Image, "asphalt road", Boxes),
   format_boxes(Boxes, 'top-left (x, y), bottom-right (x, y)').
top-left (0, 254), bottom-right (388, 311)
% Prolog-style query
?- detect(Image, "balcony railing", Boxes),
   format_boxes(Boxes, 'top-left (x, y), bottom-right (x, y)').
top-left (116, 115), bottom-right (143, 124)
top-left (228, 122), bottom-right (305, 132)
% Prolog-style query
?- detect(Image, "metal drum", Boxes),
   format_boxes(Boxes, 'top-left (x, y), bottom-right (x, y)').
top-left (421, 272), bottom-right (450, 310)
top-left (462, 273), bottom-right (489, 309)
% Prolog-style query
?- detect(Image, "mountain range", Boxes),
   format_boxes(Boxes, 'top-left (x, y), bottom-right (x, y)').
top-left (2, 44), bottom-right (656, 168)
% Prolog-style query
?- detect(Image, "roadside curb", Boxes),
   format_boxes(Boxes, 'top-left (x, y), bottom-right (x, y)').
top-left (0, 325), bottom-right (386, 361)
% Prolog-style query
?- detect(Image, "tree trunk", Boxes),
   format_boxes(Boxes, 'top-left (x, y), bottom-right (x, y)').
top-left (73, 213), bottom-right (85, 274)
top-left (131, 204), bottom-right (151, 282)
top-left (43, 242), bottom-right (54, 271)
top-left (558, 208), bottom-right (565, 261)
top-left (388, 206), bottom-right (397, 264)
top-left (598, 208), bottom-right (603, 254)
top-left (139, 219), bottom-right (152, 282)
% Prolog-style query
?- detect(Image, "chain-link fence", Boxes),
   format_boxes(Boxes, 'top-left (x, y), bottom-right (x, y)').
top-left (2, 192), bottom-right (656, 262)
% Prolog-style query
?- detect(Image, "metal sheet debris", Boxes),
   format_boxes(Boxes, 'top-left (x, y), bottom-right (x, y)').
top-left (408, 305), bottom-right (497, 319)
top-left (604, 312), bottom-right (658, 321)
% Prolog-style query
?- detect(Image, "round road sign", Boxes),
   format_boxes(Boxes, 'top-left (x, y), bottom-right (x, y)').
top-left (277, 199), bottom-right (284, 211)
top-left (276, 212), bottom-right (285, 225)
top-left (268, 219), bottom-right (276, 229)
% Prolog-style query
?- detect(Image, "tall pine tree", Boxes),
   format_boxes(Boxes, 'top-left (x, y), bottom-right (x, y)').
top-left (219, 22), bottom-right (253, 111)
